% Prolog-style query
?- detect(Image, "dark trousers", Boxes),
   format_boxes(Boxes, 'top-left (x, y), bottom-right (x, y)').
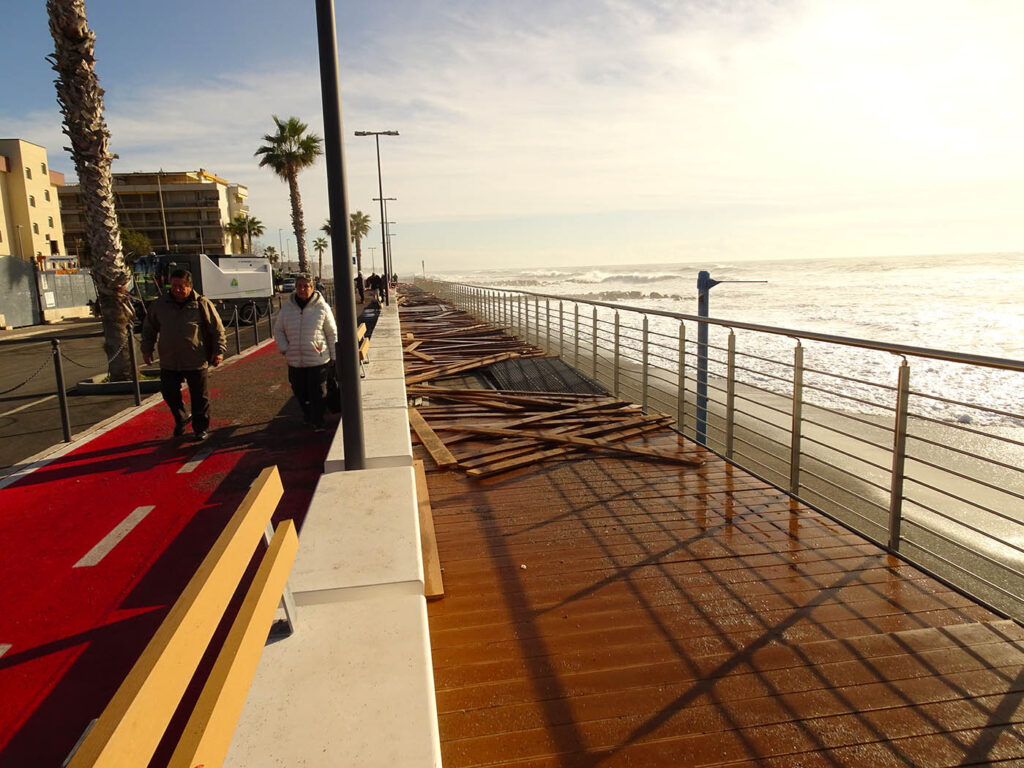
top-left (288, 364), bottom-right (329, 426)
top-left (160, 368), bottom-right (211, 432)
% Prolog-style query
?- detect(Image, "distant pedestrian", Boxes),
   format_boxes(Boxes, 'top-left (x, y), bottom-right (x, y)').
top-left (273, 273), bottom-right (338, 430)
top-left (367, 272), bottom-right (382, 302)
top-left (141, 269), bottom-right (226, 441)
top-left (354, 272), bottom-right (364, 303)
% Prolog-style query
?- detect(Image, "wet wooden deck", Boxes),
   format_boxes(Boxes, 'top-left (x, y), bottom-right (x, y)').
top-left (403, 302), bottom-right (1024, 768)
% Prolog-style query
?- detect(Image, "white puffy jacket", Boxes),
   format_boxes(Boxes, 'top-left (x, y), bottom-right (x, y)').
top-left (273, 292), bottom-right (338, 367)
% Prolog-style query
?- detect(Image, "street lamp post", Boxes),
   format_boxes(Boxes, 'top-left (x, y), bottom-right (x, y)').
top-left (373, 196), bottom-right (396, 280)
top-left (354, 129), bottom-right (398, 305)
top-left (315, 0), bottom-right (365, 469)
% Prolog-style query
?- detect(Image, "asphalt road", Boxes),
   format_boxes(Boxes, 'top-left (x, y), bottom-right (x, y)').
top-left (0, 313), bottom-right (277, 472)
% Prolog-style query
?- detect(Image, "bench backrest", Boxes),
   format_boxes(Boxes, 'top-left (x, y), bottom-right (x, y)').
top-left (67, 465), bottom-right (297, 768)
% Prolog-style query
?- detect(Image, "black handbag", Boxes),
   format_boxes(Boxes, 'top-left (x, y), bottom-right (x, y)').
top-left (325, 364), bottom-right (342, 413)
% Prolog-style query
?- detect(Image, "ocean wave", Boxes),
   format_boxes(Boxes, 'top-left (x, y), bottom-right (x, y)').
top-left (574, 290), bottom-right (684, 302)
top-left (567, 270), bottom-right (679, 285)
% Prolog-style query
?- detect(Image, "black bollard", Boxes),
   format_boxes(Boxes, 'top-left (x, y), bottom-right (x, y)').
top-left (233, 306), bottom-right (241, 356)
top-left (127, 330), bottom-right (141, 405)
top-left (51, 339), bottom-right (72, 442)
top-left (252, 301), bottom-right (260, 344)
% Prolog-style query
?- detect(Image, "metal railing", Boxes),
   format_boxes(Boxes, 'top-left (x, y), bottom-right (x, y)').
top-left (0, 296), bottom-right (279, 444)
top-left (419, 278), bottom-right (1024, 621)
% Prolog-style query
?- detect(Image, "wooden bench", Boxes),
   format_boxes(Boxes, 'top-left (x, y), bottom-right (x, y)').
top-left (65, 465), bottom-right (298, 768)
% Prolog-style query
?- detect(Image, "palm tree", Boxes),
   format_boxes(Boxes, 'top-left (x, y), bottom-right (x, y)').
top-left (47, 0), bottom-right (133, 380)
top-left (255, 116), bottom-right (322, 273)
top-left (224, 213), bottom-right (265, 252)
top-left (312, 236), bottom-right (328, 280)
top-left (349, 210), bottom-right (371, 274)
top-left (264, 245), bottom-right (279, 266)
top-left (320, 218), bottom-right (331, 237)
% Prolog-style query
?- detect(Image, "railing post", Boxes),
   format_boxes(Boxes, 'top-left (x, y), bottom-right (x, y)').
top-left (676, 321), bottom-right (686, 433)
top-left (545, 299), bottom-right (551, 351)
top-left (725, 330), bottom-right (736, 459)
top-left (51, 339), bottom-right (72, 443)
top-left (233, 307), bottom-right (241, 356)
top-left (573, 304), bottom-right (580, 369)
top-left (591, 307), bottom-right (598, 380)
top-left (558, 301), bottom-right (564, 357)
top-left (534, 297), bottom-right (540, 346)
top-left (888, 359), bottom-right (911, 551)
top-left (252, 301), bottom-right (260, 344)
top-left (518, 295), bottom-right (523, 338)
top-left (613, 311), bottom-right (621, 397)
top-left (641, 316), bottom-right (650, 412)
top-left (789, 341), bottom-right (804, 493)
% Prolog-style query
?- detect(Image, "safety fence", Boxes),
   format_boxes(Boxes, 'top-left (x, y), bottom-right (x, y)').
top-left (0, 297), bottom-right (280, 444)
top-left (419, 279), bottom-right (1024, 621)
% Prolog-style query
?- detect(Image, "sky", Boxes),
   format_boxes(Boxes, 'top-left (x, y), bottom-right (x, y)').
top-left (3, 0), bottom-right (1023, 274)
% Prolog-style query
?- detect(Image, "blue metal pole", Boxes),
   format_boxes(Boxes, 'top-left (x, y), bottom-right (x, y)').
top-left (696, 270), bottom-right (717, 446)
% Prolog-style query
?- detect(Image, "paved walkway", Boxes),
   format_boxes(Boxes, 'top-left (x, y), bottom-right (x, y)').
top-left (0, 340), bottom-right (333, 767)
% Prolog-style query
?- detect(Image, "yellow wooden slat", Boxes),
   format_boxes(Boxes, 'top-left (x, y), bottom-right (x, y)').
top-left (168, 519), bottom-right (299, 768)
top-left (67, 466), bottom-right (284, 768)
top-left (413, 460), bottom-right (444, 600)
top-left (407, 408), bottom-right (458, 469)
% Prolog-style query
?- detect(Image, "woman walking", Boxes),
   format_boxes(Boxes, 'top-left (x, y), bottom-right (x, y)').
top-left (273, 273), bottom-right (337, 430)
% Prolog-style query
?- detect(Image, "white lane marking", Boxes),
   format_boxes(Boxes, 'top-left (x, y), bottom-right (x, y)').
top-left (0, 394), bottom-right (58, 419)
top-left (178, 446), bottom-right (214, 474)
top-left (73, 506), bottom-right (155, 568)
top-left (0, 643), bottom-right (11, 658)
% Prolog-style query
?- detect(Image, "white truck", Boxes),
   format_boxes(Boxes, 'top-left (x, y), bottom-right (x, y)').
top-left (133, 253), bottom-right (274, 323)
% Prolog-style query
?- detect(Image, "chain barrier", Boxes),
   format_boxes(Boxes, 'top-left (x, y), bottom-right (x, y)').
top-left (59, 331), bottom-right (139, 370)
top-left (0, 356), bottom-right (52, 396)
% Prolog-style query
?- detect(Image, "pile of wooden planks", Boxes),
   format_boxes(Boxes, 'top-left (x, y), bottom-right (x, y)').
top-left (402, 303), bottom-right (545, 385)
top-left (407, 386), bottom-right (703, 478)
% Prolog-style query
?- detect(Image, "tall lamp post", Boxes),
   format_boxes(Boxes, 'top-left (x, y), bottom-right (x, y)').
top-left (373, 196), bottom-right (396, 279)
top-left (354, 129), bottom-right (398, 305)
top-left (315, 0), bottom-right (364, 469)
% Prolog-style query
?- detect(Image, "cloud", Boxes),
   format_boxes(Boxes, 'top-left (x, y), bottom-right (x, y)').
top-left (8, 0), bottom-right (1024, 269)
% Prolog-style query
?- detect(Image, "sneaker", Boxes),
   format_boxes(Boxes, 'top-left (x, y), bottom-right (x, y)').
top-left (194, 430), bottom-right (210, 441)
top-left (173, 416), bottom-right (192, 437)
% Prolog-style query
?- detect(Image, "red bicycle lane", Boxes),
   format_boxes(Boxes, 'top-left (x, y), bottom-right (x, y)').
top-left (0, 343), bottom-right (332, 766)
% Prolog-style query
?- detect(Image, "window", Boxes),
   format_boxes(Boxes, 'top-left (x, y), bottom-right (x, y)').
top-left (44, 190), bottom-right (51, 202)
top-left (33, 223), bottom-right (39, 234)
top-left (25, 167), bottom-right (32, 179)
top-left (29, 195), bottom-right (35, 207)
top-left (48, 216), bottom-right (54, 228)
top-left (41, 162), bottom-right (47, 175)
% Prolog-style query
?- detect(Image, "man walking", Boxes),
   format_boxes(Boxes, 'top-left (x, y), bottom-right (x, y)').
top-left (141, 268), bottom-right (227, 440)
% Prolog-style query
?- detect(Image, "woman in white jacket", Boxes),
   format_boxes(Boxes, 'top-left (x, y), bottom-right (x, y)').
top-left (273, 274), bottom-right (338, 429)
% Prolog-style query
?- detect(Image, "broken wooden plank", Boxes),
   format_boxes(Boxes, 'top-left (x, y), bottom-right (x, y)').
top-left (413, 459), bottom-right (444, 600)
top-left (444, 424), bottom-right (703, 468)
top-left (407, 407), bottom-right (459, 469)
top-left (405, 351), bottom-right (521, 385)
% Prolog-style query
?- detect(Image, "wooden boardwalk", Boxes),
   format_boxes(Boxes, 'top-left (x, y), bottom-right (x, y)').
top-left (402, 293), bottom-right (1024, 768)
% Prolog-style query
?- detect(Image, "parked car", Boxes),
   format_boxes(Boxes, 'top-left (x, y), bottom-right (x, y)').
top-left (280, 279), bottom-right (296, 293)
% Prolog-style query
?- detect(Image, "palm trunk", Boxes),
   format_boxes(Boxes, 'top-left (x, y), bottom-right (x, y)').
top-left (287, 171), bottom-right (308, 273)
top-left (48, 0), bottom-right (133, 381)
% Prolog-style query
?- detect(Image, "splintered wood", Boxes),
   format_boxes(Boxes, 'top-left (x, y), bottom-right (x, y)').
top-left (399, 291), bottom-right (704, 476)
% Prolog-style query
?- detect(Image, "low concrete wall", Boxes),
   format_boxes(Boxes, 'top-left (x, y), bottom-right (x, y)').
top-left (227, 300), bottom-right (441, 767)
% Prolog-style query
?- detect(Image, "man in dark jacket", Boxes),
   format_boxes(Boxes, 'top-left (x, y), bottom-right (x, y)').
top-left (141, 269), bottom-right (227, 440)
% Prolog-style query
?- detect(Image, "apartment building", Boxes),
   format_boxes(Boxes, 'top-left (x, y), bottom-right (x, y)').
top-left (59, 169), bottom-right (249, 256)
top-left (0, 138), bottom-right (67, 263)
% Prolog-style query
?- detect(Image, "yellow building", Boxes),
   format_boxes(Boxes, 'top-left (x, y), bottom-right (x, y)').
top-left (58, 169), bottom-right (249, 257)
top-left (0, 138), bottom-right (67, 263)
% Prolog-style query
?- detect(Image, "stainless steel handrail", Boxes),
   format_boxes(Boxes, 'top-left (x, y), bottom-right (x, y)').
top-left (457, 282), bottom-right (1024, 373)
top-left (423, 278), bottom-right (1024, 622)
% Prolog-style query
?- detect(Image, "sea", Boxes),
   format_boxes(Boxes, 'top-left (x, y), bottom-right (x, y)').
top-left (435, 252), bottom-right (1024, 428)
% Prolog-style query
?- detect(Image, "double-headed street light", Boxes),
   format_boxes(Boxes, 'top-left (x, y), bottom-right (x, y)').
top-left (354, 130), bottom-right (398, 305)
